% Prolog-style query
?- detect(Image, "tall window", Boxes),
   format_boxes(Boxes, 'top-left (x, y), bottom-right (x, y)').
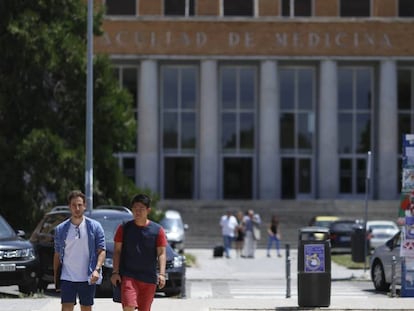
top-left (223, 0), bottom-right (254, 16)
top-left (220, 65), bottom-right (257, 198)
top-left (279, 67), bottom-right (315, 198)
top-left (281, 0), bottom-right (312, 17)
top-left (106, 0), bottom-right (136, 15)
top-left (340, 0), bottom-right (370, 17)
top-left (399, 0), bottom-right (414, 17)
top-left (113, 66), bottom-right (138, 182)
top-left (338, 67), bottom-right (373, 195)
top-left (161, 65), bottom-right (198, 198)
top-left (164, 0), bottom-right (195, 16)
top-left (114, 155), bottom-right (136, 183)
top-left (397, 68), bottom-right (414, 192)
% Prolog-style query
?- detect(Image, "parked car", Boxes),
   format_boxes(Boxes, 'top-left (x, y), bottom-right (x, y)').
top-left (158, 243), bottom-right (186, 297)
top-left (329, 219), bottom-right (358, 253)
top-left (366, 220), bottom-right (400, 249)
top-left (308, 215), bottom-right (340, 228)
top-left (30, 205), bottom-right (186, 296)
top-left (308, 215), bottom-right (340, 240)
top-left (160, 210), bottom-right (188, 253)
top-left (0, 214), bottom-right (39, 294)
top-left (370, 231), bottom-right (401, 291)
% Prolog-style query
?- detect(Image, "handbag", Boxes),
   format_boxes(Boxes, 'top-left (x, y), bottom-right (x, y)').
top-left (253, 224), bottom-right (261, 241)
top-left (112, 283), bottom-right (121, 303)
top-left (55, 264), bottom-right (62, 292)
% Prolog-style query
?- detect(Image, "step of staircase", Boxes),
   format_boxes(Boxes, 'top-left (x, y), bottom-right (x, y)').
top-left (158, 199), bottom-right (399, 250)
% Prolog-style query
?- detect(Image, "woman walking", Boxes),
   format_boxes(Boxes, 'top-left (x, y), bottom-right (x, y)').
top-left (266, 214), bottom-right (282, 258)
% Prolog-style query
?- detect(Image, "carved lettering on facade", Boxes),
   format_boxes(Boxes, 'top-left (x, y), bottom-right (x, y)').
top-left (228, 32), bottom-right (254, 48)
top-left (273, 32), bottom-right (392, 49)
top-left (98, 30), bottom-right (393, 51)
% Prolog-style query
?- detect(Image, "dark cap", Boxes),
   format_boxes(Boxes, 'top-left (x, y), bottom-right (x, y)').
top-left (130, 194), bottom-right (151, 209)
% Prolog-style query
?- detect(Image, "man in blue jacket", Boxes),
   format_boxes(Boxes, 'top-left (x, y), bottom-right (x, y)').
top-left (54, 190), bottom-right (106, 311)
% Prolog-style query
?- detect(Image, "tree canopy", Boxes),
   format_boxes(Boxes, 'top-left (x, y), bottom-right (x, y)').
top-left (0, 0), bottom-right (145, 231)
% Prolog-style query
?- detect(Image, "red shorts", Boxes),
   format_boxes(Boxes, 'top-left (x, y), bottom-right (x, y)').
top-left (121, 276), bottom-right (157, 311)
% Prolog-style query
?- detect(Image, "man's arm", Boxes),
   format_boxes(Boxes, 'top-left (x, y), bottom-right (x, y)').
top-left (89, 248), bottom-right (106, 284)
top-left (157, 246), bottom-right (167, 289)
top-left (95, 248), bottom-right (106, 271)
top-left (53, 252), bottom-right (61, 292)
top-left (110, 242), bottom-right (122, 286)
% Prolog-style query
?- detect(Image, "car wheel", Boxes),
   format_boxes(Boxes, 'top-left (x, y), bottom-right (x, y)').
top-left (37, 279), bottom-right (49, 291)
top-left (372, 260), bottom-right (390, 292)
top-left (19, 279), bottom-right (38, 295)
top-left (164, 289), bottom-right (181, 297)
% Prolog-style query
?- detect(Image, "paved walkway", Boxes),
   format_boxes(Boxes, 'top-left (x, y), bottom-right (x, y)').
top-left (1, 248), bottom-right (414, 310)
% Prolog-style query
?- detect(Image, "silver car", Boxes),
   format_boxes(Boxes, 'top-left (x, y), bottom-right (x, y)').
top-left (370, 231), bottom-right (401, 291)
top-left (160, 210), bottom-right (188, 253)
top-left (366, 220), bottom-right (400, 249)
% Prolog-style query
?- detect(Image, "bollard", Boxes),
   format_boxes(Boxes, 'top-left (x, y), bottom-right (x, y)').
top-left (391, 255), bottom-right (396, 298)
top-left (285, 244), bottom-right (291, 298)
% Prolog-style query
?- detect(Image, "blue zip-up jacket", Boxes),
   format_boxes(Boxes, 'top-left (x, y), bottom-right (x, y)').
top-left (54, 217), bottom-right (106, 279)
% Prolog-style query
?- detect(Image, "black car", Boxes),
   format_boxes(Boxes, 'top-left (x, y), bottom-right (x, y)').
top-left (329, 219), bottom-right (358, 253)
top-left (159, 243), bottom-right (186, 297)
top-left (0, 214), bottom-right (39, 294)
top-left (30, 206), bottom-right (186, 297)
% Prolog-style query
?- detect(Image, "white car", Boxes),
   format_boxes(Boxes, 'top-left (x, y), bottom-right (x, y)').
top-left (160, 210), bottom-right (188, 253)
top-left (370, 231), bottom-right (401, 291)
top-left (367, 220), bottom-right (400, 249)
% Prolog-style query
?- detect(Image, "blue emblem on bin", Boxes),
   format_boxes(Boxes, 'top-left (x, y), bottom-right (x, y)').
top-left (304, 244), bottom-right (325, 273)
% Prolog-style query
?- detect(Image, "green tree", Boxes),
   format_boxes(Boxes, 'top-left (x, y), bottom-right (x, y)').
top-left (0, 0), bottom-right (147, 231)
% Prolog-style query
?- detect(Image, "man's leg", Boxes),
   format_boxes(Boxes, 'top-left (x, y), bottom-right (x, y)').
top-left (60, 281), bottom-right (76, 311)
top-left (78, 282), bottom-right (95, 311)
top-left (136, 281), bottom-right (157, 311)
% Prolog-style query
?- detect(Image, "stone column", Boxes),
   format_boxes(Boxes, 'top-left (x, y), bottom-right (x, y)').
top-left (199, 60), bottom-right (219, 199)
top-left (137, 60), bottom-right (158, 191)
top-left (378, 60), bottom-right (398, 199)
top-left (318, 60), bottom-right (338, 198)
top-left (259, 60), bottom-right (280, 199)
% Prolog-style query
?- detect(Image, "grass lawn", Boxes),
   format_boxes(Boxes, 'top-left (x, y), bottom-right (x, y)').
top-left (331, 253), bottom-right (369, 269)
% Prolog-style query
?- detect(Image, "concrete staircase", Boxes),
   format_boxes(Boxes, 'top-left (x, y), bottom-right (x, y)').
top-left (157, 199), bottom-right (400, 250)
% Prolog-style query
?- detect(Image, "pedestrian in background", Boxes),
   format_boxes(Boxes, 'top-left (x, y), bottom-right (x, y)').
top-left (54, 190), bottom-right (106, 311)
top-left (219, 210), bottom-right (238, 258)
top-left (234, 211), bottom-right (245, 257)
top-left (266, 214), bottom-right (282, 258)
top-left (111, 194), bottom-right (167, 311)
top-left (242, 209), bottom-right (261, 258)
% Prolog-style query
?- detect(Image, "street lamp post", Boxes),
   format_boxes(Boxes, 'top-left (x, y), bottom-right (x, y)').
top-left (85, 0), bottom-right (93, 212)
top-left (363, 151), bottom-right (372, 272)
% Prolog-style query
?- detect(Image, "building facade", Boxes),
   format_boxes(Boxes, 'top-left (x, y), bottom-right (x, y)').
top-left (95, 0), bottom-right (414, 200)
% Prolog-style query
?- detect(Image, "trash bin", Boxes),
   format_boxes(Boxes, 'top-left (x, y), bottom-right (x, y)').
top-left (298, 227), bottom-right (331, 308)
top-left (351, 223), bottom-right (367, 263)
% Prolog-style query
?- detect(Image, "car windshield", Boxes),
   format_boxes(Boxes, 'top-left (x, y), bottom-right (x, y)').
top-left (315, 220), bottom-right (334, 227)
top-left (39, 213), bottom-right (70, 235)
top-left (332, 222), bottom-right (354, 231)
top-left (369, 224), bottom-right (396, 230)
top-left (160, 218), bottom-right (181, 230)
top-left (92, 214), bottom-right (132, 243)
top-left (0, 216), bottom-right (16, 239)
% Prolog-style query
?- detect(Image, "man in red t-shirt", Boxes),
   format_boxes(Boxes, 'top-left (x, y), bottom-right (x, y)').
top-left (111, 194), bottom-right (167, 311)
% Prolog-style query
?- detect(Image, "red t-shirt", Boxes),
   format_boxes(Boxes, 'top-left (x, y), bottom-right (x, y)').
top-left (114, 220), bottom-right (167, 247)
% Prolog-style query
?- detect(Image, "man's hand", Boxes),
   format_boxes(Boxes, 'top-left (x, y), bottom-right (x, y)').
top-left (158, 274), bottom-right (166, 289)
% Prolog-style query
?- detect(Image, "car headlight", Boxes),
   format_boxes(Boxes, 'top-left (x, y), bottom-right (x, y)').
top-left (173, 256), bottom-right (184, 268)
top-left (104, 257), bottom-right (113, 268)
top-left (0, 248), bottom-right (36, 260)
top-left (21, 248), bottom-right (36, 259)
